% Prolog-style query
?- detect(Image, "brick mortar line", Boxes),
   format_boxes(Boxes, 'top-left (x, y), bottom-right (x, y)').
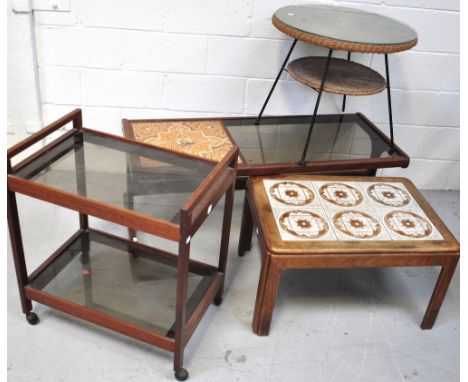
top-left (38, 64), bottom-right (461, 95)
top-left (41, 103), bottom-right (248, 117)
top-left (40, 101), bottom-right (459, 130)
top-left (36, 24), bottom-right (461, 55)
top-left (36, 24), bottom-right (459, 48)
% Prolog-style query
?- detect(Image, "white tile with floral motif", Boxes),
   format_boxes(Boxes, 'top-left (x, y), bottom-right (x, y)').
top-left (263, 179), bottom-right (443, 242)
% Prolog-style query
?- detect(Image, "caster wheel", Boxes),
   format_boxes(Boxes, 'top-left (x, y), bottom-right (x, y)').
top-left (26, 312), bottom-right (39, 325)
top-left (213, 296), bottom-right (223, 306)
top-left (175, 368), bottom-right (189, 381)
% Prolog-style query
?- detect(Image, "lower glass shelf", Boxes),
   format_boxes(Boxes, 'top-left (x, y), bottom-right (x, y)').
top-left (28, 229), bottom-right (218, 338)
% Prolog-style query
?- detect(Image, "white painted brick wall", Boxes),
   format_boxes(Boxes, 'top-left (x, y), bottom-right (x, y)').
top-left (207, 37), bottom-right (290, 78)
top-left (39, 66), bottom-right (81, 104)
top-left (122, 31), bottom-right (207, 74)
top-left (81, 69), bottom-right (164, 108)
top-left (7, 0), bottom-right (43, 135)
top-left (165, 74), bottom-right (245, 113)
top-left (8, 0), bottom-right (460, 189)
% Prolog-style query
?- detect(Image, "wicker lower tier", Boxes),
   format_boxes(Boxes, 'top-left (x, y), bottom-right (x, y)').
top-left (288, 56), bottom-right (386, 96)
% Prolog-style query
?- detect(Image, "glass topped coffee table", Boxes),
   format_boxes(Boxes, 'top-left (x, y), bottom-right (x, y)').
top-left (7, 109), bottom-right (238, 380)
top-left (124, 113), bottom-right (409, 188)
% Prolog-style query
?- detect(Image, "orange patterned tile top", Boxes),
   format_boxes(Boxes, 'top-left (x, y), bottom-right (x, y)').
top-left (128, 120), bottom-right (241, 166)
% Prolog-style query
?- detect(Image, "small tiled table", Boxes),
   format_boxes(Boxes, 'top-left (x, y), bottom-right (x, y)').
top-left (239, 175), bottom-right (459, 336)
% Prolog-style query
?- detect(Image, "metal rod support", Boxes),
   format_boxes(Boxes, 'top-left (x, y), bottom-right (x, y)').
top-left (298, 49), bottom-right (334, 165)
top-left (255, 39), bottom-right (298, 125)
top-left (341, 51), bottom-right (351, 112)
top-left (384, 54), bottom-right (395, 147)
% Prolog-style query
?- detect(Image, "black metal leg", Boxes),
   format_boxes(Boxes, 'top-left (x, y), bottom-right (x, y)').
top-left (384, 54), bottom-right (395, 148)
top-left (341, 51), bottom-right (351, 112)
top-left (298, 49), bottom-right (334, 165)
top-left (329, 114), bottom-right (344, 160)
top-left (256, 39), bottom-right (298, 125)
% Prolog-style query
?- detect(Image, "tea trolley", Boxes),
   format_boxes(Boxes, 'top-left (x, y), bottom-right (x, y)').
top-left (7, 109), bottom-right (238, 380)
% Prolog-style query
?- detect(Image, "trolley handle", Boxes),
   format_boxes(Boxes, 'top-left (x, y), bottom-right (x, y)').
top-left (7, 109), bottom-right (82, 159)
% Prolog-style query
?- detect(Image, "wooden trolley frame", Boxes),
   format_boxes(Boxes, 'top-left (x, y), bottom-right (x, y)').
top-left (7, 109), bottom-right (239, 381)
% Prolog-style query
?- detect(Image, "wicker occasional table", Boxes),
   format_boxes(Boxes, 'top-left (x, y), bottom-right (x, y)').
top-left (257, 4), bottom-right (418, 164)
top-left (7, 109), bottom-right (238, 380)
top-left (239, 174), bottom-right (459, 336)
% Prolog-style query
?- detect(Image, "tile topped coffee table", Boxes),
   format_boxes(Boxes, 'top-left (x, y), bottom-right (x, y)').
top-left (239, 174), bottom-right (459, 336)
top-left (124, 114), bottom-right (410, 189)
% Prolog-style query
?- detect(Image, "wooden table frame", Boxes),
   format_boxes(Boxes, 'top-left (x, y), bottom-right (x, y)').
top-left (7, 109), bottom-right (239, 380)
top-left (123, 113), bottom-right (410, 190)
top-left (239, 175), bottom-right (459, 336)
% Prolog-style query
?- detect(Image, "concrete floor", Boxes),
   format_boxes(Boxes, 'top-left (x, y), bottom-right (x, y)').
top-left (7, 190), bottom-right (459, 382)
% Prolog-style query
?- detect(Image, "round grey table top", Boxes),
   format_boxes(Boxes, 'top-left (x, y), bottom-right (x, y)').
top-left (274, 4), bottom-right (417, 52)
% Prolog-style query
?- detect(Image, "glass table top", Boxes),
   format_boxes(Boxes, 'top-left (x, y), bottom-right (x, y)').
top-left (224, 114), bottom-right (398, 166)
top-left (13, 130), bottom-right (216, 224)
top-left (29, 230), bottom-right (216, 335)
top-left (274, 4), bottom-right (417, 46)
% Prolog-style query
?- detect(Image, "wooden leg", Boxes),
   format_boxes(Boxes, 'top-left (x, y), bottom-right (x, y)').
top-left (252, 255), bottom-right (282, 336)
top-left (123, 192), bottom-right (137, 242)
top-left (79, 213), bottom-right (88, 229)
top-left (238, 190), bottom-right (254, 257)
top-left (123, 191), bottom-right (139, 260)
top-left (420, 257), bottom-right (459, 329)
top-left (215, 183), bottom-right (236, 304)
top-left (173, 215), bottom-right (190, 381)
top-left (7, 189), bottom-right (33, 314)
top-left (80, 232), bottom-right (94, 308)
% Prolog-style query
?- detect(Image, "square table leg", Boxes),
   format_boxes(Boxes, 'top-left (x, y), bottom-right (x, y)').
top-left (215, 182), bottom-right (236, 304)
top-left (238, 190), bottom-right (254, 257)
top-left (7, 189), bottom-right (33, 315)
top-left (252, 254), bottom-right (282, 336)
top-left (420, 256), bottom-right (459, 329)
top-left (173, 234), bottom-right (190, 381)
